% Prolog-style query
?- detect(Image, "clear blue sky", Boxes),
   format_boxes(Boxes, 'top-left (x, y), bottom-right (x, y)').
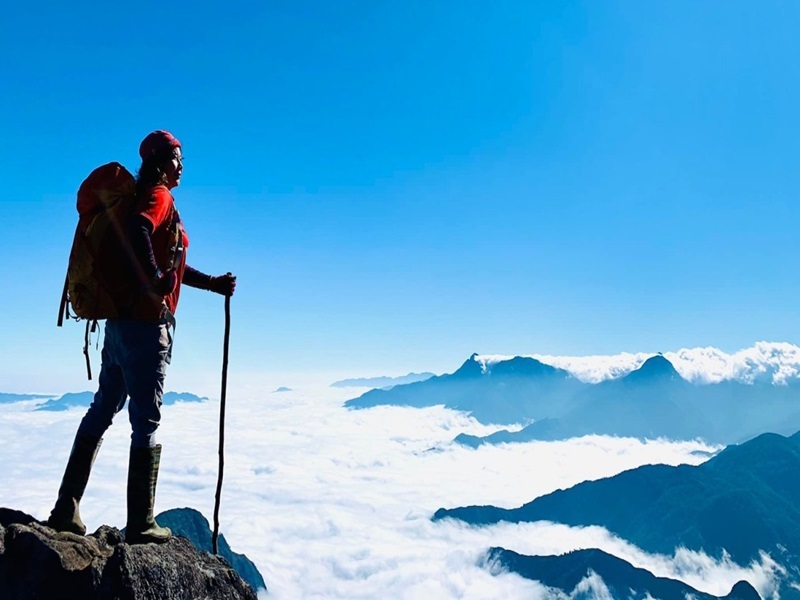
top-left (2, 1), bottom-right (800, 393)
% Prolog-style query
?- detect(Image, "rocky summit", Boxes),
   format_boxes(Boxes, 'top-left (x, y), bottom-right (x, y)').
top-left (0, 508), bottom-right (257, 600)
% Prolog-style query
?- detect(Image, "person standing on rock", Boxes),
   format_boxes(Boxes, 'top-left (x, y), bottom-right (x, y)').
top-left (47, 130), bottom-right (236, 543)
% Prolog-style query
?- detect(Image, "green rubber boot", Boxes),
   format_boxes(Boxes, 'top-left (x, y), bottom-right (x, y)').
top-left (125, 444), bottom-right (172, 544)
top-left (47, 434), bottom-right (103, 535)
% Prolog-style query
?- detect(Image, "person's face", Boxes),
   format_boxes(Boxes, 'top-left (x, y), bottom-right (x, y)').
top-left (163, 147), bottom-right (183, 189)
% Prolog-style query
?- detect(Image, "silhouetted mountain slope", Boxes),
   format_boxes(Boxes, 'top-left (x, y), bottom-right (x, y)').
top-left (346, 354), bottom-right (585, 424)
top-left (488, 547), bottom-right (760, 599)
top-left (436, 432), bottom-right (800, 570)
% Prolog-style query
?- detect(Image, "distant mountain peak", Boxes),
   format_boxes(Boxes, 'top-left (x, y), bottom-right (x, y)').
top-left (488, 356), bottom-right (564, 378)
top-left (451, 354), bottom-right (485, 378)
top-left (625, 354), bottom-right (682, 383)
top-left (453, 354), bottom-right (570, 380)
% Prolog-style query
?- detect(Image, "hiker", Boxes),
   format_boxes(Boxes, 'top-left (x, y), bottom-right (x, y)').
top-left (47, 130), bottom-right (236, 544)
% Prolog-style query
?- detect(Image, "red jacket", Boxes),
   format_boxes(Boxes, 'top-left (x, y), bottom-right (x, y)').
top-left (134, 185), bottom-right (190, 320)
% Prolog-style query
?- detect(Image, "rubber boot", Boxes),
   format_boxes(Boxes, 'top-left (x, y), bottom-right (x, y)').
top-left (47, 433), bottom-right (103, 535)
top-left (125, 444), bottom-right (172, 544)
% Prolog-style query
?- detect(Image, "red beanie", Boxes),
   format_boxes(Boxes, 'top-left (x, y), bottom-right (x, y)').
top-left (139, 130), bottom-right (181, 161)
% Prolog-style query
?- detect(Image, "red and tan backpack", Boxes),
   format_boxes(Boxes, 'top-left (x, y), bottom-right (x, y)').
top-left (57, 162), bottom-right (138, 377)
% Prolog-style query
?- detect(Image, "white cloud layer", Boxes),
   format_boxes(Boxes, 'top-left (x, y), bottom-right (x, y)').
top-left (0, 385), bottom-right (782, 598)
top-left (477, 341), bottom-right (800, 385)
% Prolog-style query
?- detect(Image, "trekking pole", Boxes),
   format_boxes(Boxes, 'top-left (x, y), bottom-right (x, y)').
top-left (212, 277), bottom-right (232, 555)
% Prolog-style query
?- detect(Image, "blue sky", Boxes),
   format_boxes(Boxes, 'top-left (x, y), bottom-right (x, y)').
top-left (2, 1), bottom-right (800, 393)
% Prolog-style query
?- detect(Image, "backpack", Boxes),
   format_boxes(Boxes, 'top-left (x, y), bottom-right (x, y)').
top-left (57, 162), bottom-right (138, 378)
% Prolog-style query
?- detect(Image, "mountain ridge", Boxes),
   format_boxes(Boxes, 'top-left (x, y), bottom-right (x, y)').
top-left (487, 547), bottom-right (761, 599)
top-left (346, 353), bottom-right (583, 424)
top-left (31, 391), bottom-right (208, 412)
top-left (331, 372), bottom-right (435, 388)
top-left (346, 352), bottom-right (800, 443)
top-left (435, 431), bottom-right (800, 572)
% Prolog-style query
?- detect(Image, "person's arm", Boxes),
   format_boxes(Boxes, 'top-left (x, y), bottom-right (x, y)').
top-left (182, 265), bottom-right (213, 289)
top-left (183, 266), bottom-right (237, 296)
top-left (128, 214), bottom-right (176, 295)
top-left (128, 215), bottom-right (159, 281)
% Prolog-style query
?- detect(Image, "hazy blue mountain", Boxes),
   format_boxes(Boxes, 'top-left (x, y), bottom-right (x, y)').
top-left (512, 355), bottom-right (710, 440)
top-left (162, 392), bottom-right (208, 405)
top-left (344, 352), bottom-right (800, 443)
top-left (35, 391), bottom-right (94, 411)
top-left (0, 393), bottom-right (54, 404)
top-left (623, 353), bottom-right (680, 382)
top-left (346, 354), bottom-right (586, 424)
top-left (331, 372), bottom-right (435, 388)
top-left (455, 418), bottom-right (571, 448)
top-left (436, 431), bottom-right (800, 584)
top-left (153, 507), bottom-right (266, 592)
top-left (34, 391), bottom-right (207, 411)
top-left (488, 547), bottom-right (760, 599)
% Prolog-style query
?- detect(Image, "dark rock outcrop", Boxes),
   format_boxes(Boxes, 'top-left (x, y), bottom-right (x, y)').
top-left (155, 507), bottom-right (266, 592)
top-left (0, 508), bottom-right (258, 600)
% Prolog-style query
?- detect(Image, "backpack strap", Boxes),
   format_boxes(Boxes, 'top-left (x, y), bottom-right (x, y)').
top-left (83, 320), bottom-right (99, 380)
top-left (166, 207), bottom-right (184, 271)
top-left (57, 271), bottom-right (69, 327)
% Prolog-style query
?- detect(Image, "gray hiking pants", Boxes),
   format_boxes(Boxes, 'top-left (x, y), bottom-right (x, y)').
top-left (77, 318), bottom-right (173, 448)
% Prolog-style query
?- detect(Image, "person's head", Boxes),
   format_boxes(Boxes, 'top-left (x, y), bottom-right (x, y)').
top-left (136, 130), bottom-right (183, 191)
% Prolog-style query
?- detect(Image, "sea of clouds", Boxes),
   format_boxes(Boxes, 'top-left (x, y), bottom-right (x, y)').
top-left (1, 342), bottom-right (794, 598)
